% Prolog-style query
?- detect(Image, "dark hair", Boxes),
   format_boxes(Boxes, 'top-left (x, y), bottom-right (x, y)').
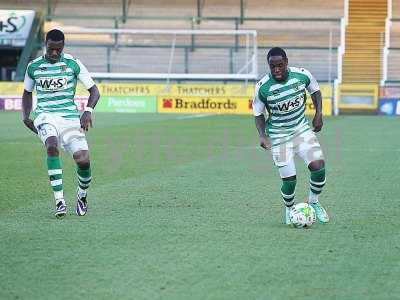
top-left (267, 47), bottom-right (287, 61)
top-left (46, 29), bottom-right (65, 42)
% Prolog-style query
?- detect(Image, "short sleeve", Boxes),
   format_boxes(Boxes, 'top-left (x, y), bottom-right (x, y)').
top-left (252, 83), bottom-right (265, 116)
top-left (302, 68), bottom-right (319, 94)
top-left (23, 65), bottom-right (35, 92)
top-left (76, 59), bottom-right (95, 90)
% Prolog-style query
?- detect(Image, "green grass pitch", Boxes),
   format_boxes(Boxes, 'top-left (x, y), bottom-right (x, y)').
top-left (1, 111), bottom-right (399, 299)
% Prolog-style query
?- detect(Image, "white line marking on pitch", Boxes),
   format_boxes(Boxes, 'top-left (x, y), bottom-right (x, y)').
top-left (175, 114), bottom-right (215, 120)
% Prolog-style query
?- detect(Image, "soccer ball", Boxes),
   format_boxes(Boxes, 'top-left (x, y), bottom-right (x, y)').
top-left (289, 203), bottom-right (316, 228)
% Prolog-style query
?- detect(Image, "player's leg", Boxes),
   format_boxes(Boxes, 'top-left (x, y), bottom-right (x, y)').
top-left (59, 117), bottom-right (91, 216)
top-left (296, 130), bottom-right (329, 223)
top-left (73, 150), bottom-right (91, 216)
top-left (278, 161), bottom-right (297, 225)
top-left (40, 128), bottom-right (66, 218)
top-left (33, 113), bottom-right (67, 218)
top-left (308, 159), bottom-right (329, 223)
top-left (45, 136), bottom-right (67, 218)
top-left (272, 143), bottom-right (296, 224)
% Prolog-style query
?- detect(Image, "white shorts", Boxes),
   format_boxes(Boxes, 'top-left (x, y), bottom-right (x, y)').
top-left (270, 129), bottom-right (324, 178)
top-left (33, 113), bottom-right (88, 155)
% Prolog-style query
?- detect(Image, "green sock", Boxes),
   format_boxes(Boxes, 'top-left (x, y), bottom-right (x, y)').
top-left (310, 167), bottom-right (326, 196)
top-left (281, 179), bottom-right (296, 207)
top-left (77, 165), bottom-right (92, 193)
top-left (47, 156), bottom-right (63, 201)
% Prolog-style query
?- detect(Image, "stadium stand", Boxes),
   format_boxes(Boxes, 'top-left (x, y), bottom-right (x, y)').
top-left (342, 0), bottom-right (387, 83)
top-left (1, 0), bottom-right (343, 82)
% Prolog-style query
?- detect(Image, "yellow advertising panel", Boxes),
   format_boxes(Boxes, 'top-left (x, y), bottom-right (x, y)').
top-left (0, 82), bottom-right (89, 96)
top-left (319, 84), bottom-right (333, 99)
top-left (158, 96), bottom-right (252, 114)
top-left (95, 83), bottom-right (329, 98)
top-left (1, 82), bottom-right (332, 97)
top-left (0, 82), bottom-right (332, 115)
top-left (0, 82), bottom-right (332, 96)
top-left (96, 83), bottom-right (159, 96)
top-left (0, 82), bottom-right (25, 94)
top-left (158, 96), bottom-right (332, 116)
top-left (164, 84), bottom-right (253, 97)
top-left (95, 83), bottom-right (253, 97)
top-left (305, 98), bottom-right (332, 116)
top-left (337, 84), bottom-right (378, 110)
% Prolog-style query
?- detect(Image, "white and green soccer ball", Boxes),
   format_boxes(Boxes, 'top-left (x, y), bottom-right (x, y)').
top-left (289, 203), bottom-right (316, 228)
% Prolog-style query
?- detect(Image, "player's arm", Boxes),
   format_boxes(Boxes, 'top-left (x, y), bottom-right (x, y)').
top-left (310, 90), bottom-right (323, 132)
top-left (303, 68), bottom-right (323, 132)
top-left (255, 114), bottom-right (271, 150)
top-left (76, 59), bottom-right (100, 131)
top-left (253, 87), bottom-right (271, 150)
top-left (80, 85), bottom-right (100, 132)
top-left (22, 67), bottom-right (38, 134)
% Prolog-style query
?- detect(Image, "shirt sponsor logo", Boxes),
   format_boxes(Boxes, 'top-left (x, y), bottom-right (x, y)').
top-left (277, 96), bottom-right (302, 112)
top-left (37, 76), bottom-right (68, 91)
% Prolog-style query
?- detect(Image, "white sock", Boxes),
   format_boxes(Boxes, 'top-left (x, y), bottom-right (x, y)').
top-left (54, 191), bottom-right (64, 202)
top-left (77, 187), bottom-right (87, 198)
top-left (308, 190), bottom-right (319, 204)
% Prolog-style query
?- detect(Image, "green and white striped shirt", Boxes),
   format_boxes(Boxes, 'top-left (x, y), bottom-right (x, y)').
top-left (252, 67), bottom-right (319, 147)
top-left (24, 53), bottom-right (95, 119)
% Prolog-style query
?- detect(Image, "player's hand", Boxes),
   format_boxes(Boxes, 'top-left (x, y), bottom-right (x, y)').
top-left (312, 113), bottom-right (323, 132)
top-left (259, 135), bottom-right (272, 150)
top-left (80, 111), bottom-right (93, 132)
top-left (23, 118), bottom-right (38, 134)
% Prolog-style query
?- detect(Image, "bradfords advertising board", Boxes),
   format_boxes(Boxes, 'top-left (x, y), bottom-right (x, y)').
top-left (0, 10), bottom-right (35, 46)
top-left (158, 96), bottom-right (332, 116)
top-left (158, 97), bottom-right (252, 114)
